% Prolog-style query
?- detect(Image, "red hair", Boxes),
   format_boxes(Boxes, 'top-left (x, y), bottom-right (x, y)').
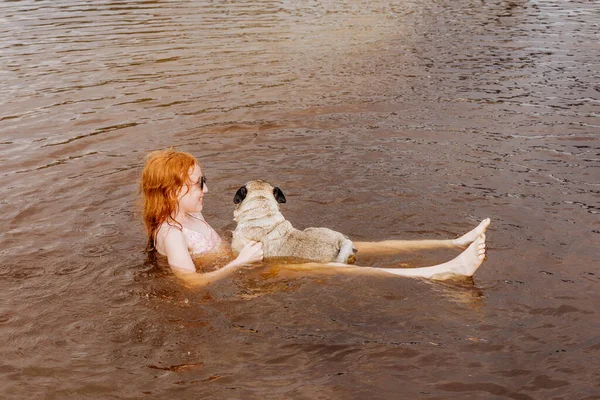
top-left (140, 149), bottom-right (198, 250)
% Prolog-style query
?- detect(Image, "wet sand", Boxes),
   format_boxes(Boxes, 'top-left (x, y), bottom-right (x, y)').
top-left (1, 0), bottom-right (599, 398)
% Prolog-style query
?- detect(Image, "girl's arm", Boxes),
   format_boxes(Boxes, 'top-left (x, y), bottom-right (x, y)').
top-left (171, 246), bottom-right (259, 286)
top-left (162, 229), bottom-right (263, 286)
top-left (162, 228), bottom-right (196, 271)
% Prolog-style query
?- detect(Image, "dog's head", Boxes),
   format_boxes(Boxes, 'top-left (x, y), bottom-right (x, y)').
top-left (233, 180), bottom-right (286, 206)
top-left (232, 180), bottom-right (287, 224)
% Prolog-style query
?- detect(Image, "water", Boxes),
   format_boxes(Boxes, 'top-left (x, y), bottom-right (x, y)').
top-left (1, 0), bottom-right (599, 398)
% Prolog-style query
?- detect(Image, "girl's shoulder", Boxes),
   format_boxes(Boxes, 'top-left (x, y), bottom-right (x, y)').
top-left (155, 221), bottom-right (186, 255)
top-left (156, 220), bottom-right (183, 236)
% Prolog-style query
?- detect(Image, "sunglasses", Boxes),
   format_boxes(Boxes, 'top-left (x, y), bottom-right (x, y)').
top-left (197, 175), bottom-right (207, 190)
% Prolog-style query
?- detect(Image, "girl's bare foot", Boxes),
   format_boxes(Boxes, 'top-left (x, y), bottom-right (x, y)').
top-left (431, 233), bottom-right (487, 279)
top-left (453, 218), bottom-right (491, 249)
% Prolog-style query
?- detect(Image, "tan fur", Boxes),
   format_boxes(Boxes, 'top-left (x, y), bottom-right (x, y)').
top-left (232, 180), bottom-right (356, 263)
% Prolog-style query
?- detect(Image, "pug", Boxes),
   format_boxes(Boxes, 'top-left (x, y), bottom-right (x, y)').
top-left (231, 180), bottom-right (356, 264)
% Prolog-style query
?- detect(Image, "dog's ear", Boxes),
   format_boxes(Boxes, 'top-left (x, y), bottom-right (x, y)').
top-left (233, 186), bottom-right (247, 204)
top-left (273, 187), bottom-right (286, 203)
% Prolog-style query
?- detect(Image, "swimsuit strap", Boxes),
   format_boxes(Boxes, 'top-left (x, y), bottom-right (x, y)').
top-left (186, 213), bottom-right (217, 242)
top-left (183, 213), bottom-right (221, 255)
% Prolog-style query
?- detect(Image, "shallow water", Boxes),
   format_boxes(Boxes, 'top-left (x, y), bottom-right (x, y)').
top-left (1, 0), bottom-right (599, 398)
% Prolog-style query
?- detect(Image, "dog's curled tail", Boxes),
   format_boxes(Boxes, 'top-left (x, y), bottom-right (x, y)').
top-left (335, 238), bottom-right (356, 264)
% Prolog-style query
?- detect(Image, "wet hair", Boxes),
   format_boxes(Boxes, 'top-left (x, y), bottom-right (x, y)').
top-left (140, 149), bottom-right (198, 252)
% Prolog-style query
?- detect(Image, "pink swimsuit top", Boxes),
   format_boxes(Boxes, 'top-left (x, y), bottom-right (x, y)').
top-left (182, 222), bottom-right (222, 255)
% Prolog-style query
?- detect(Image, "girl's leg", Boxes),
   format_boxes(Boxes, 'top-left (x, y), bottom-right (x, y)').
top-left (280, 233), bottom-right (487, 281)
top-left (354, 218), bottom-right (490, 255)
top-left (377, 233), bottom-right (487, 279)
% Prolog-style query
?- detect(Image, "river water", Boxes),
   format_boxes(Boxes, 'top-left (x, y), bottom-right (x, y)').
top-left (1, 0), bottom-right (599, 398)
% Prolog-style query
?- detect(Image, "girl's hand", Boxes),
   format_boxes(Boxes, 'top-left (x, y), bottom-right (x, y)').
top-left (235, 241), bottom-right (264, 265)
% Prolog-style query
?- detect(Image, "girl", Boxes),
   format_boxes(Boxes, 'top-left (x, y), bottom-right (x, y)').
top-left (140, 149), bottom-right (488, 286)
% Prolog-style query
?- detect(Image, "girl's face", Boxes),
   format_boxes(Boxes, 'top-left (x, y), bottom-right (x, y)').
top-left (177, 164), bottom-right (208, 214)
